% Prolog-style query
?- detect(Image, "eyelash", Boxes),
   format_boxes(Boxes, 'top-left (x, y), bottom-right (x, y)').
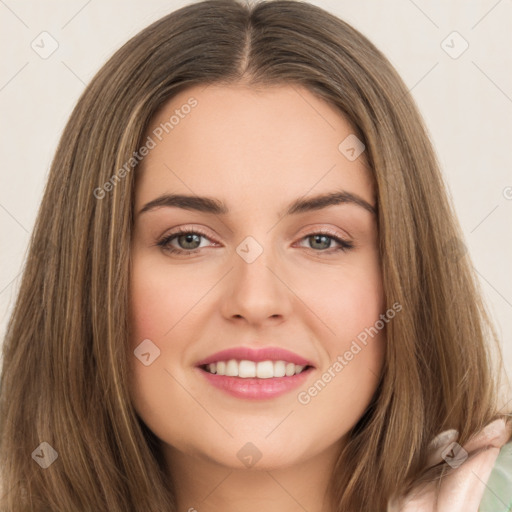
top-left (155, 226), bottom-right (355, 256)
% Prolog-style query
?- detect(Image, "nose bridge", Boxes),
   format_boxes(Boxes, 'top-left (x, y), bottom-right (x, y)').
top-left (221, 234), bottom-right (291, 322)
top-left (234, 234), bottom-right (281, 291)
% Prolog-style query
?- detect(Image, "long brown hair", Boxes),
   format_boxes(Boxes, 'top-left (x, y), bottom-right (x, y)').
top-left (1, 0), bottom-right (510, 510)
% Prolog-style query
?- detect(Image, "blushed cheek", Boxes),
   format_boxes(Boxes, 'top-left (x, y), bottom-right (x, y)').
top-left (130, 254), bottom-right (219, 346)
top-left (127, 270), bottom-right (176, 425)
top-left (316, 264), bottom-right (384, 376)
top-left (129, 259), bottom-right (181, 347)
top-left (129, 278), bottom-right (159, 349)
top-left (330, 326), bottom-right (386, 406)
top-left (319, 279), bottom-right (384, 343)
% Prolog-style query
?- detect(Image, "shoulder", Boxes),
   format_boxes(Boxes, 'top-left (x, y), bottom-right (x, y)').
top-left (479, 439), bottom-right (512, 512)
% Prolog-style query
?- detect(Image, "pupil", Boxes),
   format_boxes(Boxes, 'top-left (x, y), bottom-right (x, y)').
top-left (180, 234), bottom-right (200, 249)
top-left (311, 235), bottom-right (329, 250)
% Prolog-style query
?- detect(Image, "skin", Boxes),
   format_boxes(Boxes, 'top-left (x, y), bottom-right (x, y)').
top-left (129, 83), bottom-right (385, 512)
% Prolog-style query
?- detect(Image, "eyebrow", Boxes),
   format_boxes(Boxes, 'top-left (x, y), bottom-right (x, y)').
top-left (138, 190), bottom-right (376, 217)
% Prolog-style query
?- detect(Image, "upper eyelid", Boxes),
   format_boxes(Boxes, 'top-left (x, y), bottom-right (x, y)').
top-left (162, 226), bottom-right (218, 243)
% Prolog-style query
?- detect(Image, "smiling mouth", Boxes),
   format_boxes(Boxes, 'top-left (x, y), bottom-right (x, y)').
top-left (199, 359), bottom-right (313, 379)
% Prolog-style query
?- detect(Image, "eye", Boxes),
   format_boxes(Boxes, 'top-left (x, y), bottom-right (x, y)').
top-left (296, 230), bottom-right (354, 253)
top-left (155, 227), bottom-right (354, 256)
top-left (156, 227), bottom-right (217, 256)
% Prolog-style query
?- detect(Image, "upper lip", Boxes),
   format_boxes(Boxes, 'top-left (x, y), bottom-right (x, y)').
top-left (196, 346), bottom-right (315, 367)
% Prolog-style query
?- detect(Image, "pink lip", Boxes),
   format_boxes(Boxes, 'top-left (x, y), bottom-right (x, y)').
top-left (195, 346), bottom-right (314, 367)
top-left (197, 367), bottom-right (314, 400)
top-left (195, 346), bottom-right (315, 400)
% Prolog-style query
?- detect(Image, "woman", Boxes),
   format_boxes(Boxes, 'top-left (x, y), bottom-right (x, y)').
top-left (1, 1), bottom-right (510, 510)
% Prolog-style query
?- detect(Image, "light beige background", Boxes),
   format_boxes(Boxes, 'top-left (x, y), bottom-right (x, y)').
top-left (1, 1), bottom-right (511, 398)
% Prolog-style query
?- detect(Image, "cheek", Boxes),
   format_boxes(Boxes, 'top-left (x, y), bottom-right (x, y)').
top-left (297, 252), bottom-right (384, 345)
top-left (129, 271), bottom-right (166, 345)
top-left (128, 259), bottom-right (191, 409)
top-left (299, 343), bottom-right (384, 444)
top-left (129, 257), bottom-right (203, 345)
top-left (128, 257), bottom-right (198, 440)
top-left (296, 287), bottom-right (386, 443)
top-left (293, 252), bottom-right (385, 419)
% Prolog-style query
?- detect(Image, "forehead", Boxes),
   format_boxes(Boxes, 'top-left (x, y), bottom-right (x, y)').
top-left (135, 83), bottom-right (374, 210)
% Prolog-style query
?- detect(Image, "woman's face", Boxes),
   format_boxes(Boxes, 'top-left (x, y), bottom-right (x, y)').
top-left (129, 83), bottom-right (385, 472)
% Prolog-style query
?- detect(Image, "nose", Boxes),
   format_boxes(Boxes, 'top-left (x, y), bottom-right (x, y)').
top-left (220, 238), bottom-right (292, 326)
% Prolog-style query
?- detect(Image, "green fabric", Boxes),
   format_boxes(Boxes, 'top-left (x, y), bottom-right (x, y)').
top-left (479, 441), bottom-right (512, 512)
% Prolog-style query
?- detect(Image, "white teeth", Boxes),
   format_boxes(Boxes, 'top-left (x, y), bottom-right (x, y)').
top-left (273, 360), bottom-right (286, 377)
top-left (256, 360), bottom-right (274, 379)
top-left (285, 362), bottom-right (295, 376)
top-left (225, 359), bottom-right (238, 377)
top-left (205, 359), bottom-right (309, 378)
top-left (238, 360), bottom-right (256, 378)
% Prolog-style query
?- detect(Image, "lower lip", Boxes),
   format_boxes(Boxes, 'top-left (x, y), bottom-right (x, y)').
top-left (197, 367), bottom-right (313, 400)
